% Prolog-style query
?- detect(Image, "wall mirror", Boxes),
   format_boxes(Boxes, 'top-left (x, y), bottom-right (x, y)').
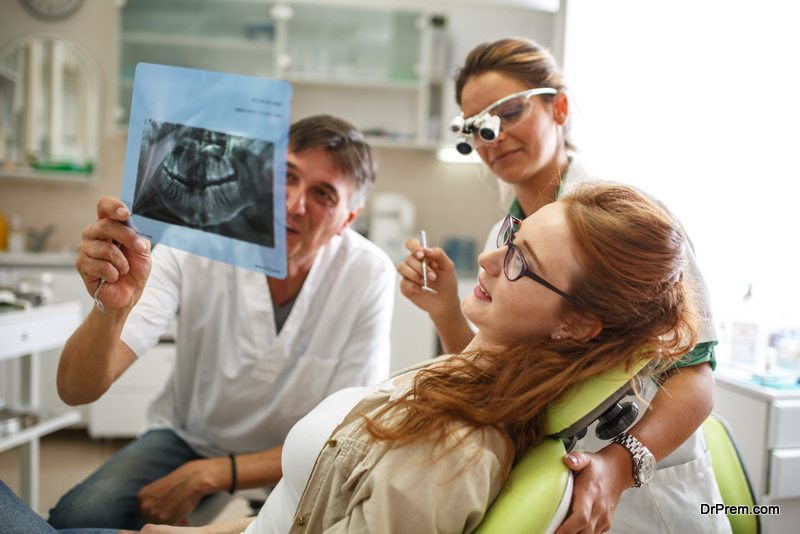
top-left (0, 37), bottom-right (98, 179)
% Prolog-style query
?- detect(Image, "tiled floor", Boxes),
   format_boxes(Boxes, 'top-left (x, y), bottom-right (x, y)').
top-left (0, 428), bottom-right (251, 524)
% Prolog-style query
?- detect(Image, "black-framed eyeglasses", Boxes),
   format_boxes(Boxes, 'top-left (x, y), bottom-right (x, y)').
top-left (497, 215), bottom-right (579, 305)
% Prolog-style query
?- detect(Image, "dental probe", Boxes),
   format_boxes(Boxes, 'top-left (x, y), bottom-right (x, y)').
top-left (419, 230), bottom-right (438, 294)
top-left (93, 240), bottom-right (124, 315)
top-left (94, 218), bottom-right (134, 315)
top-left (93, 279), bottom-right (108, 314)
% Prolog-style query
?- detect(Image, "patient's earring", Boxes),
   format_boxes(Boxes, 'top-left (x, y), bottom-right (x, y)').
top-left (556, 335), bottom-right (563, 340)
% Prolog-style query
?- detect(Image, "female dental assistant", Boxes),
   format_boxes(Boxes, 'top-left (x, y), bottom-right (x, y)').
top-left (398, 38), bottom-right (726, 534)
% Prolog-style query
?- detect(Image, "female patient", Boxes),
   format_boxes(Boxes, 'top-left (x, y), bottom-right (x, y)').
top-left (0, 182), bottom-right (716, 534)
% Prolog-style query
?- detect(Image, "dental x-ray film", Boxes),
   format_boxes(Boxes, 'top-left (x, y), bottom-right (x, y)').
top-left (121, 63), bottom-right (291, 278)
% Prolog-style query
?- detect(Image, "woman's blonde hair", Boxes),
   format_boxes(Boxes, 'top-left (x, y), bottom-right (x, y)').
top-left (364, 183), bottom-right (699, 470)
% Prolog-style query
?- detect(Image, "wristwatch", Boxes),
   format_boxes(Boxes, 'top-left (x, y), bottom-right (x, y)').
top-left (610, 432), bottom-right (656, 487)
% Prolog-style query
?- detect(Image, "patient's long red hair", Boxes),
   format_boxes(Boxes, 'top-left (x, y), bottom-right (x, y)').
top-left (363, 182), bottom-right (700, 469)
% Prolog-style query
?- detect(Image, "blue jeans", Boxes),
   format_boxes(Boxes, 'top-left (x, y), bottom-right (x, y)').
top-left (0, 478), bottom-right (119, 534)
top-left (47, 429), bottom-right (203, 530)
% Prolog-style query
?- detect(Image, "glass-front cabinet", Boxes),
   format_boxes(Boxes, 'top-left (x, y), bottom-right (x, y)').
top-left (118, 0), bottom-right (278, 123)
top-left (280, 4), bottom-right (421, 83)
top-left (117, 0), bottom-right (448, 146)
top-left (0, 38), bottom-right (99, 179)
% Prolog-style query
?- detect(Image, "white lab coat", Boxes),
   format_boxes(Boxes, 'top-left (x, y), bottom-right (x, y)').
top-left (121, 228), bottom-right (396, 458)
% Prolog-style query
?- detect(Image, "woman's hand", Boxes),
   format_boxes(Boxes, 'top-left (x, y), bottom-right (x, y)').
top-left (554, 447), bottom-right (633, 534)
top-left (397, 238), bottom-right (477, 354)
top-left (397, 238), bottom-right (461, 319)
top-left (76, 197), bottom-right (151, 315)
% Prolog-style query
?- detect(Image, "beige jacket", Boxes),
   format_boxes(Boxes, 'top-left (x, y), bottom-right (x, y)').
top-left (286, 378), bottom-right (509, 534)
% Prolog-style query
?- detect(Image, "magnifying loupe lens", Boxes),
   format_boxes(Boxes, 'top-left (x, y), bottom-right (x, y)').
top-left (478, 115), bottom-right (501, 142)
top-left (449, 115), bottom-right (465, 133)
top-left (456, 141), bottom-right (473, 155)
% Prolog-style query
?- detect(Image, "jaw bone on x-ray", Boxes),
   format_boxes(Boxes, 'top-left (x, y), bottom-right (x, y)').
top-left (132, 119), bottom-right (275, 248)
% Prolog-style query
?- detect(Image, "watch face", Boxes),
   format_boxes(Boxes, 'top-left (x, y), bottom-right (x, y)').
top-left (22, 0), bottom-right (84, 20)
top-left (637, 453), bottom-right (657, 484)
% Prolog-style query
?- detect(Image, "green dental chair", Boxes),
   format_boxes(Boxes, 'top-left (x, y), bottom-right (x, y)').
top-left (704, 414), bottom-right (760, 534)
top-left (474, 366), bottom-right (761, 534)
top-left (475, 360), bottom-right (650, 534)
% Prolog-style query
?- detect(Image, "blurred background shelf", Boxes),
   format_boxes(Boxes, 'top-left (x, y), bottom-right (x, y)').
top-left (0, 408), bottom-right (81, 454)
top-left (0, 301), bottom-right (82, 510)
top-left (118, 1), bottom-right (449, 144)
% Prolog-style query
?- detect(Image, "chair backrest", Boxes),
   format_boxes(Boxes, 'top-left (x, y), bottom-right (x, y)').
top-left (704, 414), bottom-right (761, 534)
top-left (474, 358), bottom-right (650, 534)
top-left (545, 358), bottom-right (649, 439)
top-left (473, 438), bottom-right (572, 534)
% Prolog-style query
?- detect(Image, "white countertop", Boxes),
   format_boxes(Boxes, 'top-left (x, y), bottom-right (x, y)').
top-left (0, 252), bottom-right (78, 268)
top-left (0, 301), bottom-right (83, 361)
top-left (714, 363), bottom-right (800, 401)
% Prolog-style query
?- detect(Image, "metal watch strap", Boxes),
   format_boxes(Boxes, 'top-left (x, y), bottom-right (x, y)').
top-left (611, 432), bottom-right (655, 487)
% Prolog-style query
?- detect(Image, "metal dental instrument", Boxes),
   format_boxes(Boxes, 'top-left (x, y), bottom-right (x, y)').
top-left (93, 279), bottom-right (108, 315)
top-left (419, 230), bottom-right (438, 294)
top-left (93, 240), bottom-right (125, 315)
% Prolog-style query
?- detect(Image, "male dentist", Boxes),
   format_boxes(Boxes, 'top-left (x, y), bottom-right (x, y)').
top-left (49, 115), bottom-right (395, 530)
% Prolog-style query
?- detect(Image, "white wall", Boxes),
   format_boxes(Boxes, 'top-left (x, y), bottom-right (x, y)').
top-left (562, 0), bottom-right (800, 331)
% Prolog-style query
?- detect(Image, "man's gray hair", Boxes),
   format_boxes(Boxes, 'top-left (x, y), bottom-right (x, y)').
top-left (289, 115), bottom-right (377, 210)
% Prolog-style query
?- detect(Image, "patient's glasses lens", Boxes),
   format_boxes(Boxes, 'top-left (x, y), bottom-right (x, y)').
top-left (496, 215), bottom-right (522, 248)
top-left (495, 213), bottom-right (580, 305)
top-left (504, 245), bottom-right (525, 281)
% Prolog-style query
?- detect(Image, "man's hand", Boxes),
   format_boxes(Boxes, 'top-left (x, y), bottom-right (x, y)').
top-left (554, 447), bottom-right (634, 534)
top-left (77, 196), bottom-right (151, 315)
top-left (57, 197), bottom-right (150, 405)
top-left (138, 459), bottom-right (224, 525)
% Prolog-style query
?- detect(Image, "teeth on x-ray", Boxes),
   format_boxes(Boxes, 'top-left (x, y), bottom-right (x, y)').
top-left (150, 130), bottom-right (257, 227)
top-left (133, 120), bottom-right (273, 233)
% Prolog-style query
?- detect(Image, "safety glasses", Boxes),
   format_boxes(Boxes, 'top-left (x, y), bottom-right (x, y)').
top-left (451, 88), bottom-right (558, 155)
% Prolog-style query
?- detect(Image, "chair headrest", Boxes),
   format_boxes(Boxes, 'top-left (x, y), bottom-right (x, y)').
top-left (546, 357), bottom-right (650, 438)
